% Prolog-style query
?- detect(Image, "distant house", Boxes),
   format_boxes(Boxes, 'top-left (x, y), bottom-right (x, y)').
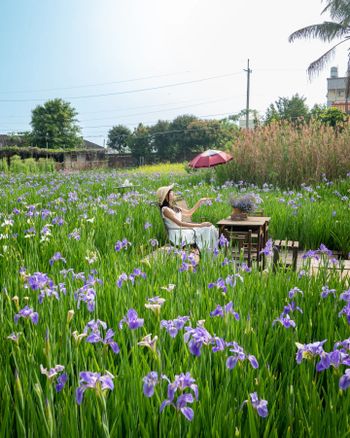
top-left (327, 67), bottom-right (350, 114)
top-left (0, 134), bottom-right (105, 150)
top-left (83, 139), bottom-right (105, 150)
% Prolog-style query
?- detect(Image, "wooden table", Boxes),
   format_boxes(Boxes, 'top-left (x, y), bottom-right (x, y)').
top-left (217, 216), bottom-right (271, 266)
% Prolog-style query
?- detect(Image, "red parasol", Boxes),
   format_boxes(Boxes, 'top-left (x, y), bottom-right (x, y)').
top-left (188, 149), bottom-right (233, 168)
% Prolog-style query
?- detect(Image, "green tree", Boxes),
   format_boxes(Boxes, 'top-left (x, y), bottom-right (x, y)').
top-left (186, 119), bottom-right (222, 151)
top-left (264, 94), bottom-right (310, 124)
top-left (170, 114), bottom-right (198, 161)
top-left (30, 98), bottom-right (82, 149)
top-left (217, 118), bottom-right (240, 148)
top-left (150, 120), bottom-right (176, 161)
top-left (128, 123), bottom-right (152, 164)
top-left (289, 0), bottom-right (350, 96)
top-left (312, 105), bottom-right (349, 127)
top-left (107, 125), bottom-right (131, 153)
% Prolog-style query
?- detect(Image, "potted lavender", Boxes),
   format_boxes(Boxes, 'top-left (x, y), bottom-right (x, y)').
top-left (229, 193), bottom-right (262, 220)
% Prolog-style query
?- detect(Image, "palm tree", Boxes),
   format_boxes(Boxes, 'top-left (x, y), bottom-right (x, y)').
top-left (289, 0), bottom-right (350, 96)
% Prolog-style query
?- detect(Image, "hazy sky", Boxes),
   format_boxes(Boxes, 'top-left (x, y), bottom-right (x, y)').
top-left (0, 0), bottom-right (349, 145)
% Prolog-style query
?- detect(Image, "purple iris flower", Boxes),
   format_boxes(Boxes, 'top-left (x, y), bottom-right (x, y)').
top-left (303, 244), bottom-right (333, 260)
top-left (75, 285), bottom-right (96, 312)
top-left (143, 371), bottom-right (159, 397)
top-left (340, 288), bottom-right (350, 302)
top-left (56, 373), bottom-right (68, 392)
top-left (339, 369), bottom-right (350, 390)
top-left (68, 229), bottom-right (81, 240)
top-left (272, 313), bottom-right (296, 329)
top-left (161, 316), bottom-right (190, 338)
top-left (49, 252), bottom-right (66, 266)
top-left (218, 234), bottom-right (229, 247)
top-left (338, 302), bottom-right (350, 324)
top-left (76, 371), bottom-right (114, 405)
top-left (114, 238), bottom-right (131, 252)
top-left (319, 243), bottom-right (333, 257)
top-left (334, 337), bottom-right (350, 351)
top-left (247, 392), bottom-right (269, 418)
top-left (259, 238), bottom-right (273, 256)
top-left (41, 209), bottom-right (51, 219)
top-left (226, 342), bottom-right (259, 369)
top-left (160, 372), bottom-right (198, 422)
top-left (302, 250), bottom-right (319, 260)
top-left (184, 325), bottom-right (212, 356)
top-left (14, 306), bottom-right (39, 325)
top-left (128, 268), bottom-right (146, 284)
top-left (26, 272), bottom-right (53, 291)
top-left (38, 283), bottom-right (66, 304)
top-left (179, 261), bottom-right (196, 272)
top-left (211, 336), bottom-right (226, 352)
top-left (119, 309), bottom-right (144, 330)
top-left (149, 238), bottom-right (158, 247)
top-left (283, 301), bottom-right (303, 315)
top-left (52, 216), bottom-right (65, 226)
top-left (288, 287), bottom-right (304, 299)
top-left (240, 262), bottom-right (252, 273)
top-left (84, 319), bottom-right (120, 354)
top-left (68, 191), bottom-right (78, 202)
top-left (116, 273), bottom-right (128, 288)
top-left (208, 278), bottom-right (227, 293)
top-left (321, 285), bottom-right (336, 299)
top-left (221, 257), bottom-right (231, 267)
top-left (295, 340), bottom-right (327, 364)
top-left (40, 364), bottom-right (68, 392)
top-left (210, 301), bottom-right (240, 320)
top-left (40, 364), bottom-right (65, 378)
top-left (314, 349), bottom-right (348, 372)
top-left (144, 222), bottom-right (152, 230)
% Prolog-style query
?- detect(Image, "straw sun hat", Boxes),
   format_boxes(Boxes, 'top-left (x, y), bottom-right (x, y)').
top-left (156, 184), bottom-right (174, 205)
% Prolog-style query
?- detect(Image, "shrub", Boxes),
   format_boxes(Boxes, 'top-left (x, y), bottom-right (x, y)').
top-left (215, 120), bottom-right (350, 187)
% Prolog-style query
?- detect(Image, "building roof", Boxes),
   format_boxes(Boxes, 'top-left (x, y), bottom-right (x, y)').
top-left (83, 139), bottom-right (105, 150)
top-left (0, 135), bottom-right (105, 150)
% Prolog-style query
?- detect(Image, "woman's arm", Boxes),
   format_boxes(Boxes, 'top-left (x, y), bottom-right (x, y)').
top-left (180, 198), bottom-right (211, 217)
top-left (162, 207), bottom-right (211, 228)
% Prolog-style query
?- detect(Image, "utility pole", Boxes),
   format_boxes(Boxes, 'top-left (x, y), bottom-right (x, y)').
top-left (244, 59), bottom-right (252, 129)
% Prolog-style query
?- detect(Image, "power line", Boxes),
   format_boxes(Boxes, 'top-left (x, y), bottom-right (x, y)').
top-left (0, 71), bottom-right (191, 95)
top-left (0, 94), bottom-right (244, 125)
top-left (1, 110), bottom-right (238, 134)
top-left (0, 71), bottom-right (242, 103)
top-left (2, 113), bottom-right (238, 140)
top-left (81, 111), bottom-right (237, 130)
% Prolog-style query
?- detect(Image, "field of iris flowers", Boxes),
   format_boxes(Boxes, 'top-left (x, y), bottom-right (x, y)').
top-left (1, 168), bottom-right (350, 437)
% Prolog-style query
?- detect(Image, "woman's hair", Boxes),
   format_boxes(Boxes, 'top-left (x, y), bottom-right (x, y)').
top-left (159, 191), bottom-right (180, 212)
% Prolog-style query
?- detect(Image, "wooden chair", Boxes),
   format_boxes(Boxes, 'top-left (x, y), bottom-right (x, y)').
top-left (272, 240), bottom-right (299, 271)
top-left (223, 228), bottom-right (253, 267)
top-left (174, 199), bottom-right (192, 223)
top-left (157, 203), bottom-right (200, 255)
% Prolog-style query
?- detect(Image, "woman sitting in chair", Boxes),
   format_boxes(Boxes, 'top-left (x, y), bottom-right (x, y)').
top-left (156, 184), bottom-right (219, 251)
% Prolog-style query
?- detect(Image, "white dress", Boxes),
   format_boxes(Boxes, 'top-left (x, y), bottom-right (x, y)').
top-left (161, 207), bottom-right (219, 251)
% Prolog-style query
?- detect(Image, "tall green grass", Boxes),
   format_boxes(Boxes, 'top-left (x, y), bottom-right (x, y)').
top-left (0, 170), bottom-right (349, 436)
